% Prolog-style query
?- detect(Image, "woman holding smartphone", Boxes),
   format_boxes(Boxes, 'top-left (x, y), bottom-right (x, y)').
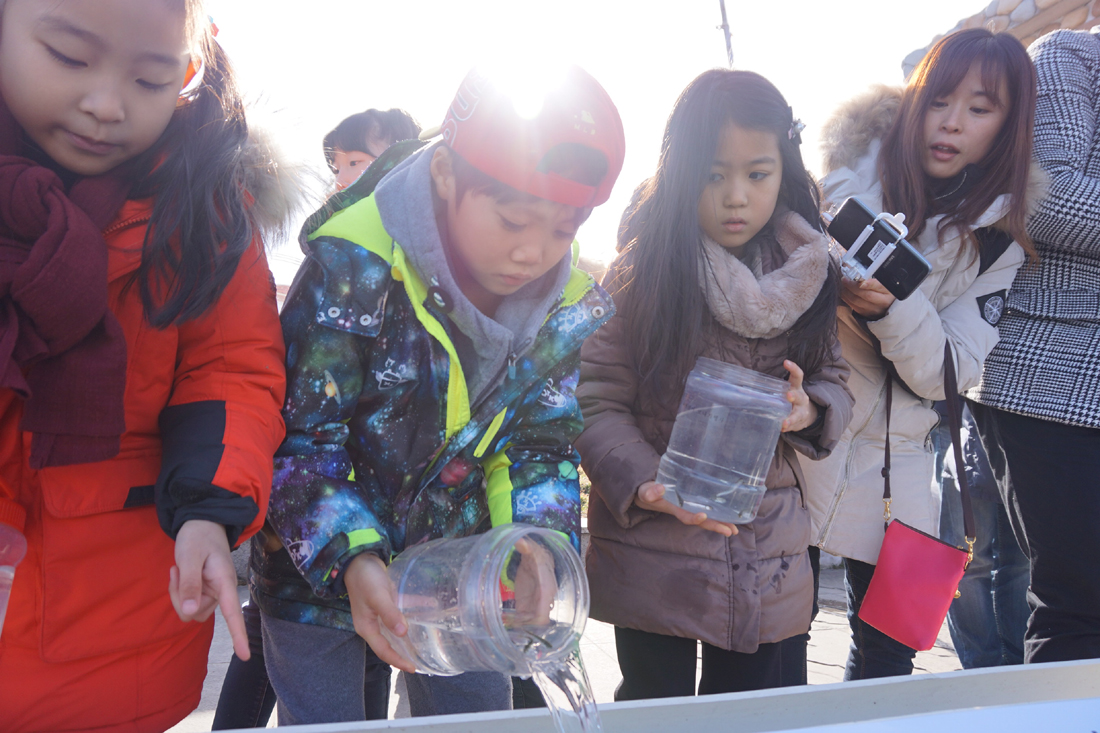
top-left (799, 28), bottom-right (1043, 680)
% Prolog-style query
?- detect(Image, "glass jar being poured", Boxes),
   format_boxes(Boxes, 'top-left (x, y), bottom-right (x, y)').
top-left (382, 523), bottom-right (602, 732)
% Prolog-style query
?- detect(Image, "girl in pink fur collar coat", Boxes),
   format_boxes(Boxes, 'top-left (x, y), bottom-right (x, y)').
top-left (575, 70), bottom-right (853, 699)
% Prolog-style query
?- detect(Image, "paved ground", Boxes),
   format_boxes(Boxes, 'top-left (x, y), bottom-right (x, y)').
top-left (168, 564), bottom-right (961, 732)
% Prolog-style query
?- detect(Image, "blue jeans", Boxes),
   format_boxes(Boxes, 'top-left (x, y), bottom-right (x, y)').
top-left (260, 612), bottom-right (392, 725)
top-left (843, 558), bottom-right (917, 680)
top-left (260, 611), bottom-right (512, 724)
top-left (401, 670), bottom-right (513, 716)
top-left (940, 481), bottom-right (1028, 668)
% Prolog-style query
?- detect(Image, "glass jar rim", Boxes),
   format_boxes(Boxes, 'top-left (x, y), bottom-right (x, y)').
top-left (467, 524), bottom-right (588, 671)
top-left (691, 357), bottom-right (790, 397)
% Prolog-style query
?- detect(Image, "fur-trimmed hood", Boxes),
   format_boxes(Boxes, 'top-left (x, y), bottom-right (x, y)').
top-left (820, 85), bottom-right (902, 176)
top-left (239, 127), bottom-right (312, 242)
top-left (818, 85), bottom-right (1049, 220)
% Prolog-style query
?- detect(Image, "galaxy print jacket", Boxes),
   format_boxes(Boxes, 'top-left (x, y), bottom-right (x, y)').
top-left (256, 191), bottom-right (613, 629)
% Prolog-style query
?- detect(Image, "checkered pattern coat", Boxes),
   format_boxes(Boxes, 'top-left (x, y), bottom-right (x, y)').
top-left (970, 28), bottom-right (1100, 428)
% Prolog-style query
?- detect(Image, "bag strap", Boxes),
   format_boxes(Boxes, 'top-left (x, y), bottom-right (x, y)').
top-left (882, 379), bottom-right (893, 533)
top-left (942, 342), bottom-right (976, 566)
top-left (878, 344), bottom-right (975, 567)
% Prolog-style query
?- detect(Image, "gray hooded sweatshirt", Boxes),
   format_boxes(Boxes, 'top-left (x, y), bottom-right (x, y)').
top-left (373, 144), bottom-right (574, 406)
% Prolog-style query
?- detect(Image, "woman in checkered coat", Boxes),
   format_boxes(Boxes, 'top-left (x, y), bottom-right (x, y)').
top-left (968, 27), bottom-right (1100, 664)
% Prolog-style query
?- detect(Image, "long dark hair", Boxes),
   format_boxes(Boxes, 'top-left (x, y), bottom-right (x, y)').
top-left (127, 0), bottom-right (261, 328)
top-left (613, 69), bottom-right (839, 388)
top-left (879, 28), bottom-right (1037, 258)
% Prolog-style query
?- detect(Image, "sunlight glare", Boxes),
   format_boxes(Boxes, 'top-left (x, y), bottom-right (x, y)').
top-left (478, 60), bottom-right (571, 120)
top-left (207, 0), bottom-right (993, 274)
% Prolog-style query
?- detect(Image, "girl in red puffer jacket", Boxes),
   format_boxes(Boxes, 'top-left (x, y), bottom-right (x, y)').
top-left (0, 1), bottom-right (293, 730)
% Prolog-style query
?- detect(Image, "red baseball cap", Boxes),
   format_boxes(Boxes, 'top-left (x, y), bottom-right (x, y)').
top-left (437, 65), bottom-right (625, 208)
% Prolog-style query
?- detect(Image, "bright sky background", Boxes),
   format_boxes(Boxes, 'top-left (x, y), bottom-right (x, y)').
top-left (205, 0), bottom-right (990, 285)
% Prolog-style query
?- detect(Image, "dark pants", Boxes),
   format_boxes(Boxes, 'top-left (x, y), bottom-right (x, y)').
top-left (778, 545), bottom-right (821, 687)
top-left (970, 402), bottom-right (1100, 663)
top-left (843, 558), bottom-right (917, 680)
top-left (212, 597), bottom-right (277, 730)
top-left (613, 627), bottom-right (791, 700)
top-left (511, 676), bottom-right (547, 709)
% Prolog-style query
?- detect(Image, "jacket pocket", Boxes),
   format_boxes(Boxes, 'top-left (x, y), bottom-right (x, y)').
top-left (39, 453), bottom-right (161, 517)
top-left (753, 487), bottom-right (811, 559)
top-left (1008, 288), bottom-right (1100, 324)
top-left (38, 455), bottom-right (187, 662)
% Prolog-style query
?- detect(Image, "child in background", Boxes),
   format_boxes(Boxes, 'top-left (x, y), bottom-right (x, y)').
top-left (323, 107), bottom-right (421, 192)
top-left (254, 65), bottom-right (625, 725)
top-left (0, 1), bottom-right (290, 731)
top-left (577, 69), bottom-right (853, 698)
top-left (213, 103), bottom-right (421, 732)
top-left (801, 28), bottom-right (1039, 680)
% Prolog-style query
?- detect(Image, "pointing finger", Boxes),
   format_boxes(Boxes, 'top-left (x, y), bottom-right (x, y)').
top-left (217, 576), bottom-right (251, 661)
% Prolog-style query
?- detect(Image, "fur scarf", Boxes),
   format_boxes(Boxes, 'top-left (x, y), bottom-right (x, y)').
top-left (699, 211), bottom-right (830, 340)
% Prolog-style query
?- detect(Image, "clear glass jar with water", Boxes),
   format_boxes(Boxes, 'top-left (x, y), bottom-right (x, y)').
top-left (381, 524), bottom-right (603, 731)
top-left (380, 523), bottom-right (588, 677)
top-left (656, 357), bottom-right (791, 524)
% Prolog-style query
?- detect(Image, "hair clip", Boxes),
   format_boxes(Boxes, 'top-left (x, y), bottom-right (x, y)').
top-left (181, 17), bottom-right (219, 93)
top-left (788, 117), bottom-right (806, 145)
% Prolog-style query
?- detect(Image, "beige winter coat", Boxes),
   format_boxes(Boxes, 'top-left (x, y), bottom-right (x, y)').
top-left (576, 213), bottom-right (853, 653)
top-left (799, 87), bottom-right (1042, 565)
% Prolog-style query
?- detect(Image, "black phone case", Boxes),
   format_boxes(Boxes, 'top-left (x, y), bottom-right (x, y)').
top-left (828, 198), bottom-right (932, 301)
top-left (873, 241), bottom-right (932, 301)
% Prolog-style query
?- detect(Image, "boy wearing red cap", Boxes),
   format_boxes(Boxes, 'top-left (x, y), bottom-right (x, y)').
top-left (255, 66), bottom-right (625, 724)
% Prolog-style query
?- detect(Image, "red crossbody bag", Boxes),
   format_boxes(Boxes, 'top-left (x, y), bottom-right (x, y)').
top-left (857, 343), bottom-right (976, 651)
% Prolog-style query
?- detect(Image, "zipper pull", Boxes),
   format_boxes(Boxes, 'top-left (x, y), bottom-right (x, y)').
top-left (507, 352), bottom-right (517, 380)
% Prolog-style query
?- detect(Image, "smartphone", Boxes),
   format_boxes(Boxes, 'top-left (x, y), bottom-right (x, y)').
top-left (827, 197), bottom-right (932, 301)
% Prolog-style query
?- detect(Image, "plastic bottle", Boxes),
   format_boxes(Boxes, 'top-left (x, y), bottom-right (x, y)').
top-left (0, 522), bottom-right (27, 639)
top-left (380, 523), bottom-right (587, 677)
top-left (656, 357), bottom-right (791, 524)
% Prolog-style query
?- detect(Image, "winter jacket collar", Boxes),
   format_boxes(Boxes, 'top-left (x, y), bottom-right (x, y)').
top-left (699, 211), bottom-right (830, 340)
top-left (305, 191), bottom-right (612, 483)
top-left (374, 144), bottom-right (574, 406)
top-left (929, 164), bottom-right (983, 213)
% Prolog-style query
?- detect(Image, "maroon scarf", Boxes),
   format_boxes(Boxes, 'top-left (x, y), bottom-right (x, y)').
top-left (0, 99), bottom-right (130, 468)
